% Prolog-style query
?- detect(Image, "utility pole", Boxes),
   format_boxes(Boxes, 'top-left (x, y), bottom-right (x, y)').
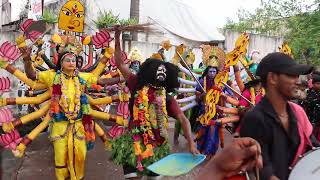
top-left (130, 0), bottom-right (140, 41)
top-left (42, 0), bottom-right (44, 16)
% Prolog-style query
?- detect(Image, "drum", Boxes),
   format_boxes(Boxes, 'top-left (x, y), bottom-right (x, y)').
top-left (289, 148), bottom-right (320, 180)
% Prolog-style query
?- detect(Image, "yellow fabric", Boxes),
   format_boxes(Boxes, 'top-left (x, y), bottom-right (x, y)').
top-left (90, 61), bottom-right (107, 77)
top-left (13, 69), bottom-right (47, 90)
top-left (38, 71), bottom-right (97, 112)
top-left (36, 71), bottom-right (93, 180)
top-left (51, 121), bottom-right (86, 180)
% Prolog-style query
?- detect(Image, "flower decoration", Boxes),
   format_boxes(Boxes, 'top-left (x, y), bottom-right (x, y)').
top-left (92, 30), bottom-right (113, 49)
top-left (0, 108), bottom-right (13, 125)
top-left (110, 51), bottom-right (130, 68)
top-left (0, 130), bottom-right (22, 150)
top-left (0, 42), bottom-right (21, 63)
top-left (117, 88), bottom-right (130, 119)
top-left (108, 125), bottom-right (125, 139)
top-left (20, 19), bottom-right (42, 42)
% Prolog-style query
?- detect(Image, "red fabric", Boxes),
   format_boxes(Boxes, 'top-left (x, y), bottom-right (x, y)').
top-left (239, 89), bottom-right (251, 107)
top-left (127, 73), bottom-right (182, 119)
top-left (239, 89), bottom-right (263, 107)
top-left (127, 73), bottom-right (138, 92)
top-left (288, 102), bottom-right (313, 167)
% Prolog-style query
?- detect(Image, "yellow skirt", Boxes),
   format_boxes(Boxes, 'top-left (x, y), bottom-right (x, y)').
top-left (50, 121), bottom-right (86, 180)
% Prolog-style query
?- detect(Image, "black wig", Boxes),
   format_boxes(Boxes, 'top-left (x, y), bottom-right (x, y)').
top-left (244, 79), bottom-right (261, 90)
top-left (136, 58), bottom-right (180, 93)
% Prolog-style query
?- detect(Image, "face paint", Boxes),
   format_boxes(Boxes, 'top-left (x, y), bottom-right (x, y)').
top-left (58, 0), bottom-right (85, 32)
top-left (156, 64), bottom-right (167, 82)
top-left (61, 53), bottom-right (77, 72)
top-left (207, 67), bottom-right (217, 79)
top-left (130, 61), bottom-right (140, 73)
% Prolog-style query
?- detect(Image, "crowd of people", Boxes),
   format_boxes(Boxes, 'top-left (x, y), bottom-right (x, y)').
top-left (0, 2), bottom-right (319, 179)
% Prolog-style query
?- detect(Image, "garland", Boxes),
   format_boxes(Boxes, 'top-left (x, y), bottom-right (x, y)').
top-left (50, 70), bottom-right (95, 145)
top-left (131, 86), bottom-right (168, 171)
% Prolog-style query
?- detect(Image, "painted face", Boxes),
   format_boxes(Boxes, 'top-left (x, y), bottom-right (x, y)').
top-left (156, 64), bottom-right (167, 82)
top-left (207, 67), bottom-right (217, 79)
top-left (61, 54), bottom-right (77, 72)
top-left (58, 0), bottom-right (85, 32)
top-left (130, 61), bottom-right (140, 73)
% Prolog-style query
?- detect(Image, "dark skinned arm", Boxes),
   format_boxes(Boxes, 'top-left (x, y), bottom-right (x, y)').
top-left (20, 47), bottom-right (37, 80)
top-left (97, 76), bottom-right (125, 86)
top-left (114, 27), bottom-right (133, 80)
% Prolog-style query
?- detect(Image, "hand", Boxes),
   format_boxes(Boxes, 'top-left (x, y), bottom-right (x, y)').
top-left (198, 137), bottom-right (263, 179)
top-left (233, 65), bottom-right (240, 72)
top-left (189, 141), bottom-right (200, 155)
top-left (2, 121), bottom-right (14, 133)
top-left (12, 143), bottom-right (26, 158)
top-left (20, 47), bottom-right (32, 60)
top-left (103, 47), bottom-right (115, 59)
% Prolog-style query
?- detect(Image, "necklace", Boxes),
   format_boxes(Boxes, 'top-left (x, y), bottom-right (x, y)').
top-left (148, 83), bottom-right (162, 90)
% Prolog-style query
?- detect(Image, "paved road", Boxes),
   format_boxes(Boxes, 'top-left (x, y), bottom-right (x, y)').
top-left (1, 121), bottom-right (233, 180)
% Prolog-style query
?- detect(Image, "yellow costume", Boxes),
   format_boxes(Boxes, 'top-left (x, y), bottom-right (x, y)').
top-left (38, 71), bottom-right (96, 180)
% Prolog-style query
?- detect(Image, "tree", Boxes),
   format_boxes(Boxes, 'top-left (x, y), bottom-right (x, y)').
top-left (224, 0), bottom-right (320, 65)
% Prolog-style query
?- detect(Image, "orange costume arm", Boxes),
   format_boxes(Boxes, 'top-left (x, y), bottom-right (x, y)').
top-left (13, 113), bottom-right (50, 158)
top-left (4, 91), bottom-right (50, 105)
top-left (216, 115), bottom-right (240, 124)
top-left (2, 63), bottom-right (47, 90)
top-left (223, 95), bottom-right (240, 106)
top-left (219, 106), bottom-right (239, 115)
top-left (25, 113), bottom-right (50, 141)
top-left (90, 48), bottom-right (114, 77)
top-left (87, 95), bottom-right (115, 105)
top-left (90, 109), bottom-right (128, 126)
top-left (2, 101), bottom-right (51, 133)
top-left (94, 123), bottom-right (112, 150)
top-left (234, 69), bottom-right (245, 92)
top-left (12, 101), bottom-right (50, 127)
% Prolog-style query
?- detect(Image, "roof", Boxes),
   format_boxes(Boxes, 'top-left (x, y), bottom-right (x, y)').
top-left (140, 0), bottom-right (225, 42)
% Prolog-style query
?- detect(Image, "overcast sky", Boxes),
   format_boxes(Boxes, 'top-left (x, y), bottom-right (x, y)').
top-left (9, 0), bottom-right (261, 27)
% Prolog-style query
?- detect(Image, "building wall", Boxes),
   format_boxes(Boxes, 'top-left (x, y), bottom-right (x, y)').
top-left (224, 30), bottom-right (284, 60)
top-left (1, 0), bottom-right (11, 25)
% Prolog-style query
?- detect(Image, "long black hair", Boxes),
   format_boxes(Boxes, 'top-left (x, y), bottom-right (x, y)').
top-left (136, 58), bottom-right (180, 93)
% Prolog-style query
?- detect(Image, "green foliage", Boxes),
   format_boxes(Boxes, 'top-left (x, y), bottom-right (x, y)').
top-left (94, 10), bottom-right (138, 29)
top-left (111, 134), bottom-right (170, 175)
top-left (224, 0), bottom-right (320, 65)
top-left (286, 10), bottom-right (320, 64)
top-left (41, 10), bottom-right (58, 24)
top-left (119, 18), bottom-right (138, 26)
